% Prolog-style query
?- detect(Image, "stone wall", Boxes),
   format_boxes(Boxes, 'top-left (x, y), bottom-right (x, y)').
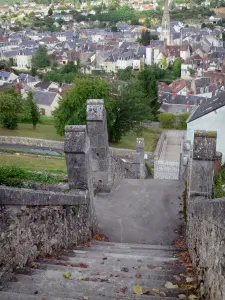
top-left (187, 197), bottom-right (225, 300)
top-left (0, 136), bottom-right (64, 150)
top-left (186, 130), bottom-right (225, 299)
top-left (0, 186), bottom-right (96, 272)
top-left (0, 125), bottom-right (98, 272)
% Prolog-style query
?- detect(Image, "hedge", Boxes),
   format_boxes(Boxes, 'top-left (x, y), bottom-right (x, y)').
top-left (158, 112), bottom-right (190, 129)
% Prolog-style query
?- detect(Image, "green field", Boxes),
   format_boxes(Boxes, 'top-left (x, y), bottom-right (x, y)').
top-left (0, 123), bottom-right (64, 141)
top-left (0, 154), bottom-right (67, 173)
top-left (0, 124), bottom-right (161, 152)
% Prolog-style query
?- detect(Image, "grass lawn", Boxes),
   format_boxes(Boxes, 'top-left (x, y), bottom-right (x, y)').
top-left (0, 123), bottom-right (63, 141)
top-left (110, 128), bottom-right (161, 152)
top-left (0, 124), bottom-right (161, 152)
top-left (0, 154), bottom-right (67, 173)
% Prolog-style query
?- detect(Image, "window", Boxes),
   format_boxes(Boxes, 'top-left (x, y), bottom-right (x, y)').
top-left (41, 108), bottom-right (45, 115)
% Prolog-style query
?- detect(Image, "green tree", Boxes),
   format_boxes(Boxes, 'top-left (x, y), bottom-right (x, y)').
top-left (117, 67), bottom-right (133, 81)
top-left (137, 31), bottom-right (158, 46)
top-left (26, 91), bottom-right (40, 130)
top-left (0, 60), bottom-right (11, 71)
top-left (162, 56), bottom-right (167, 70)
top-left (53, 76), bottom-right (110, 135)
top-left (109, 80), bottom-right (152, 142)
top-left (31, 46), bottom-right (50, 69)
top-left (173, 58), bottom-right (181, 78)
top-left (0, 90), bottom-right (22, 129)
top-left (138, 67), bottom-right (159, 116)
top-left (48, 7), bottom-right (53, 16)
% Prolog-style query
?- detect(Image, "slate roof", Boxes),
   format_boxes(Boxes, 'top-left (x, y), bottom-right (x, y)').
top-left (34, 81), bottom-right (52, 90)
top-left (188, 90), bottom-right (225, 122)
top-left (159, 103), bottom-right (197, 115)
top-left (34, 90), bottom-right (58, 106)
top-left (0, 71), bottom-right (11, 79)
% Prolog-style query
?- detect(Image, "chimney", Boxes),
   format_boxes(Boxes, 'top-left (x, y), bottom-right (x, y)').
top-left (163, 38), bottom-right (167, 51)
top-left (14, 83), bottom-right (21, 94)
top-left (191, 76), bottom-right (196, 95)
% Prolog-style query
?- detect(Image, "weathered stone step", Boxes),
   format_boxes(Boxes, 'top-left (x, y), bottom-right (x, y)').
top-left (13, 267), bottom-right (190, 286)
top-left (0, 291), bottom-right (179, 300)
top-left (90, 241), bottom-right (182, 251)
top-left (34, 261), bottom-right (189, 277)
top-left (59, 252), bottom-right (178, 265)
top-left (64, 248), bottom-right (179, 258)
top-left (14, 266), bottom-right (189, 284)
top-left (1, 273), bottom-right (194, 299)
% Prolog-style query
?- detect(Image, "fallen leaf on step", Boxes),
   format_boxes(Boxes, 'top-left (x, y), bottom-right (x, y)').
top-left (142, 289), bottom-right (151, 295)
top-left (154, 266), bottom-right (162, 271)
top-left (152, 288), bottom-right (160, 294)
top-left (159, 291), bottom-right (166, 297)
top-left (174, 275), bottom-right (181, 281)
top-left (178, 294), bottom-right (187, 299)
top-left (165, 281), bottom-right (178, 289)
top-left (147, 264), bottom-right (155, 269)
top-left (79, 276), bottom-right (84, 280)
top-left (116, 258), bottom-right (120, 262)
top-left (83, 297), bottom-right (89, 300)
top-left (63, 272), bottom-right (72, 279)
top-left (31, 263), bottom-right (37, 268)
top-left (135, 273), bottom-right (142, 278)
top-left (133, 286), bottom-right (143, 295)
top-left (188, 295), bottom-right (197, 300)
top-left (102, 256), bottom-right (107, 260)
top-left (119, 286), bottom-right (127, 293)
top-left (121, 267), bottom-right (129, 272)
top-left (34, 291), bottom-right (38, 295)
top-left (186, 277), bottom-right (194, 283)
top-left (92, 233), bottom-right (109, 241)
top-left (41, 297), bottom-right (45, 300)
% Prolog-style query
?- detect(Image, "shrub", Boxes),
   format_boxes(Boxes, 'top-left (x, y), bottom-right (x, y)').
top-left (158, 113), bottom-right (176, 128)
top-left (158, 112), bottom-right (190, 129)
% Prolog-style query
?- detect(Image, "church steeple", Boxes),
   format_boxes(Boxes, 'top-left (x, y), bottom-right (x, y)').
top-left (160, 0), bottom-right (171, 45)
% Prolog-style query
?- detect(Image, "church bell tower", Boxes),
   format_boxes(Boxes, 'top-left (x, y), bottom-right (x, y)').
top-left (160, 0), bottom-right (171, 45)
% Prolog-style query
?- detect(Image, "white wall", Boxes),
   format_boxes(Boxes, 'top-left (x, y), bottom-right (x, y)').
top-left (187, 105), bottom-right (225, 162)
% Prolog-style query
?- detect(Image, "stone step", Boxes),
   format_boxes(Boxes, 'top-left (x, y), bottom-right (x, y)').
top-left (90, 241), bottom-right (182, 251)
top-left (34, 261), bottom-right (189, 277)
top-left (1, 274), bottom-right (193, 299)
top-left (58, 252), bottom-right (178, 265)
top-left (62, 248), bottom-right (179, 259)
top-left (0, 291), bottom-right (179, 300)
top-left (14, 265), bottom-right (189, 283)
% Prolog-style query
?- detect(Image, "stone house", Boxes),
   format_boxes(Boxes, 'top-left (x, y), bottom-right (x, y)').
top-left (186, 90), bottom-right (225, 162)
top-left (33, 90), bottom-right (61, 116)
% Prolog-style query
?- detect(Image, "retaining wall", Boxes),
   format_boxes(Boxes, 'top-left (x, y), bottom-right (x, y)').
top-left (0, 186), bottom-right (95, 271)
top-left (187, 197), bottom-right (225, 300)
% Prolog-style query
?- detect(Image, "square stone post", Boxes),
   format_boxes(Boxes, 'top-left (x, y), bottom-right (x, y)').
top-left (86, 99), bottom-right (109, 191)
top-left (64, 125), bottom-right (93, 191)
top-left (188, 130), bottom-right (217, 199)
top-left (136, 138), bottom-right (145, 179)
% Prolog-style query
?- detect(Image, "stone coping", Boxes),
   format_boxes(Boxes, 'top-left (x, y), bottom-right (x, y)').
top-left (0, 136), bottom-right (64, 150)
top-left (0, 186), bottom-right (89, 206)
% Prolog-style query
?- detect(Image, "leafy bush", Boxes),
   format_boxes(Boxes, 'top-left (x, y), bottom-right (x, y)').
top-left (158, 112), bottom-right (190, 129)
top-left (2, 116), bottom-right (18, 129)
top-left (214, 174), bottom-right (225, 198)
top-left (0, 165), bottom-right (65, 187)
top-left (158, 113), bottom-right (177, 129)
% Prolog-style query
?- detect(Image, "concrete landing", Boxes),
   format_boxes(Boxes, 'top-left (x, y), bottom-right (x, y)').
top-left (94, 179), bottom-right (184, 245)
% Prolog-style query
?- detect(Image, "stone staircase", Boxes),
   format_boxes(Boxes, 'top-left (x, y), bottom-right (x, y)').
top-left (0, 240), bottom-right (197, 300)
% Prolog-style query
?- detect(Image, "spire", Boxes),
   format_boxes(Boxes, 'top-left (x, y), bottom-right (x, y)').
top-left (160, 0), bottom-right (171, 45)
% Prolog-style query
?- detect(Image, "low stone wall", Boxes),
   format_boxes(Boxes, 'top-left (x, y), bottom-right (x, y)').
top-left (187, 197), bottom-right (225, 300)
top-left (154, 132), bottom-right (166, 160)
top-left (154, 160), bottom-right (180, 180)
top-left (0, 136), bottom-right (64, 150)
top-left (0, 186), bottom-right (95, 272)
top-left (140, 122), bottom-right (161, 128)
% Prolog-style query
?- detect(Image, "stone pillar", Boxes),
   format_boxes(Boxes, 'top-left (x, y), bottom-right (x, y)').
top-left (136, 138), bottom-right (145, 179)
top-left (64, 125), bottom-right (93, 190)
top-left (188, 130), bottom-right (217, 199)
top-left (86, 99), bottom-right (109, 191)
top-left (179, 140), bottom-right (191, 180)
